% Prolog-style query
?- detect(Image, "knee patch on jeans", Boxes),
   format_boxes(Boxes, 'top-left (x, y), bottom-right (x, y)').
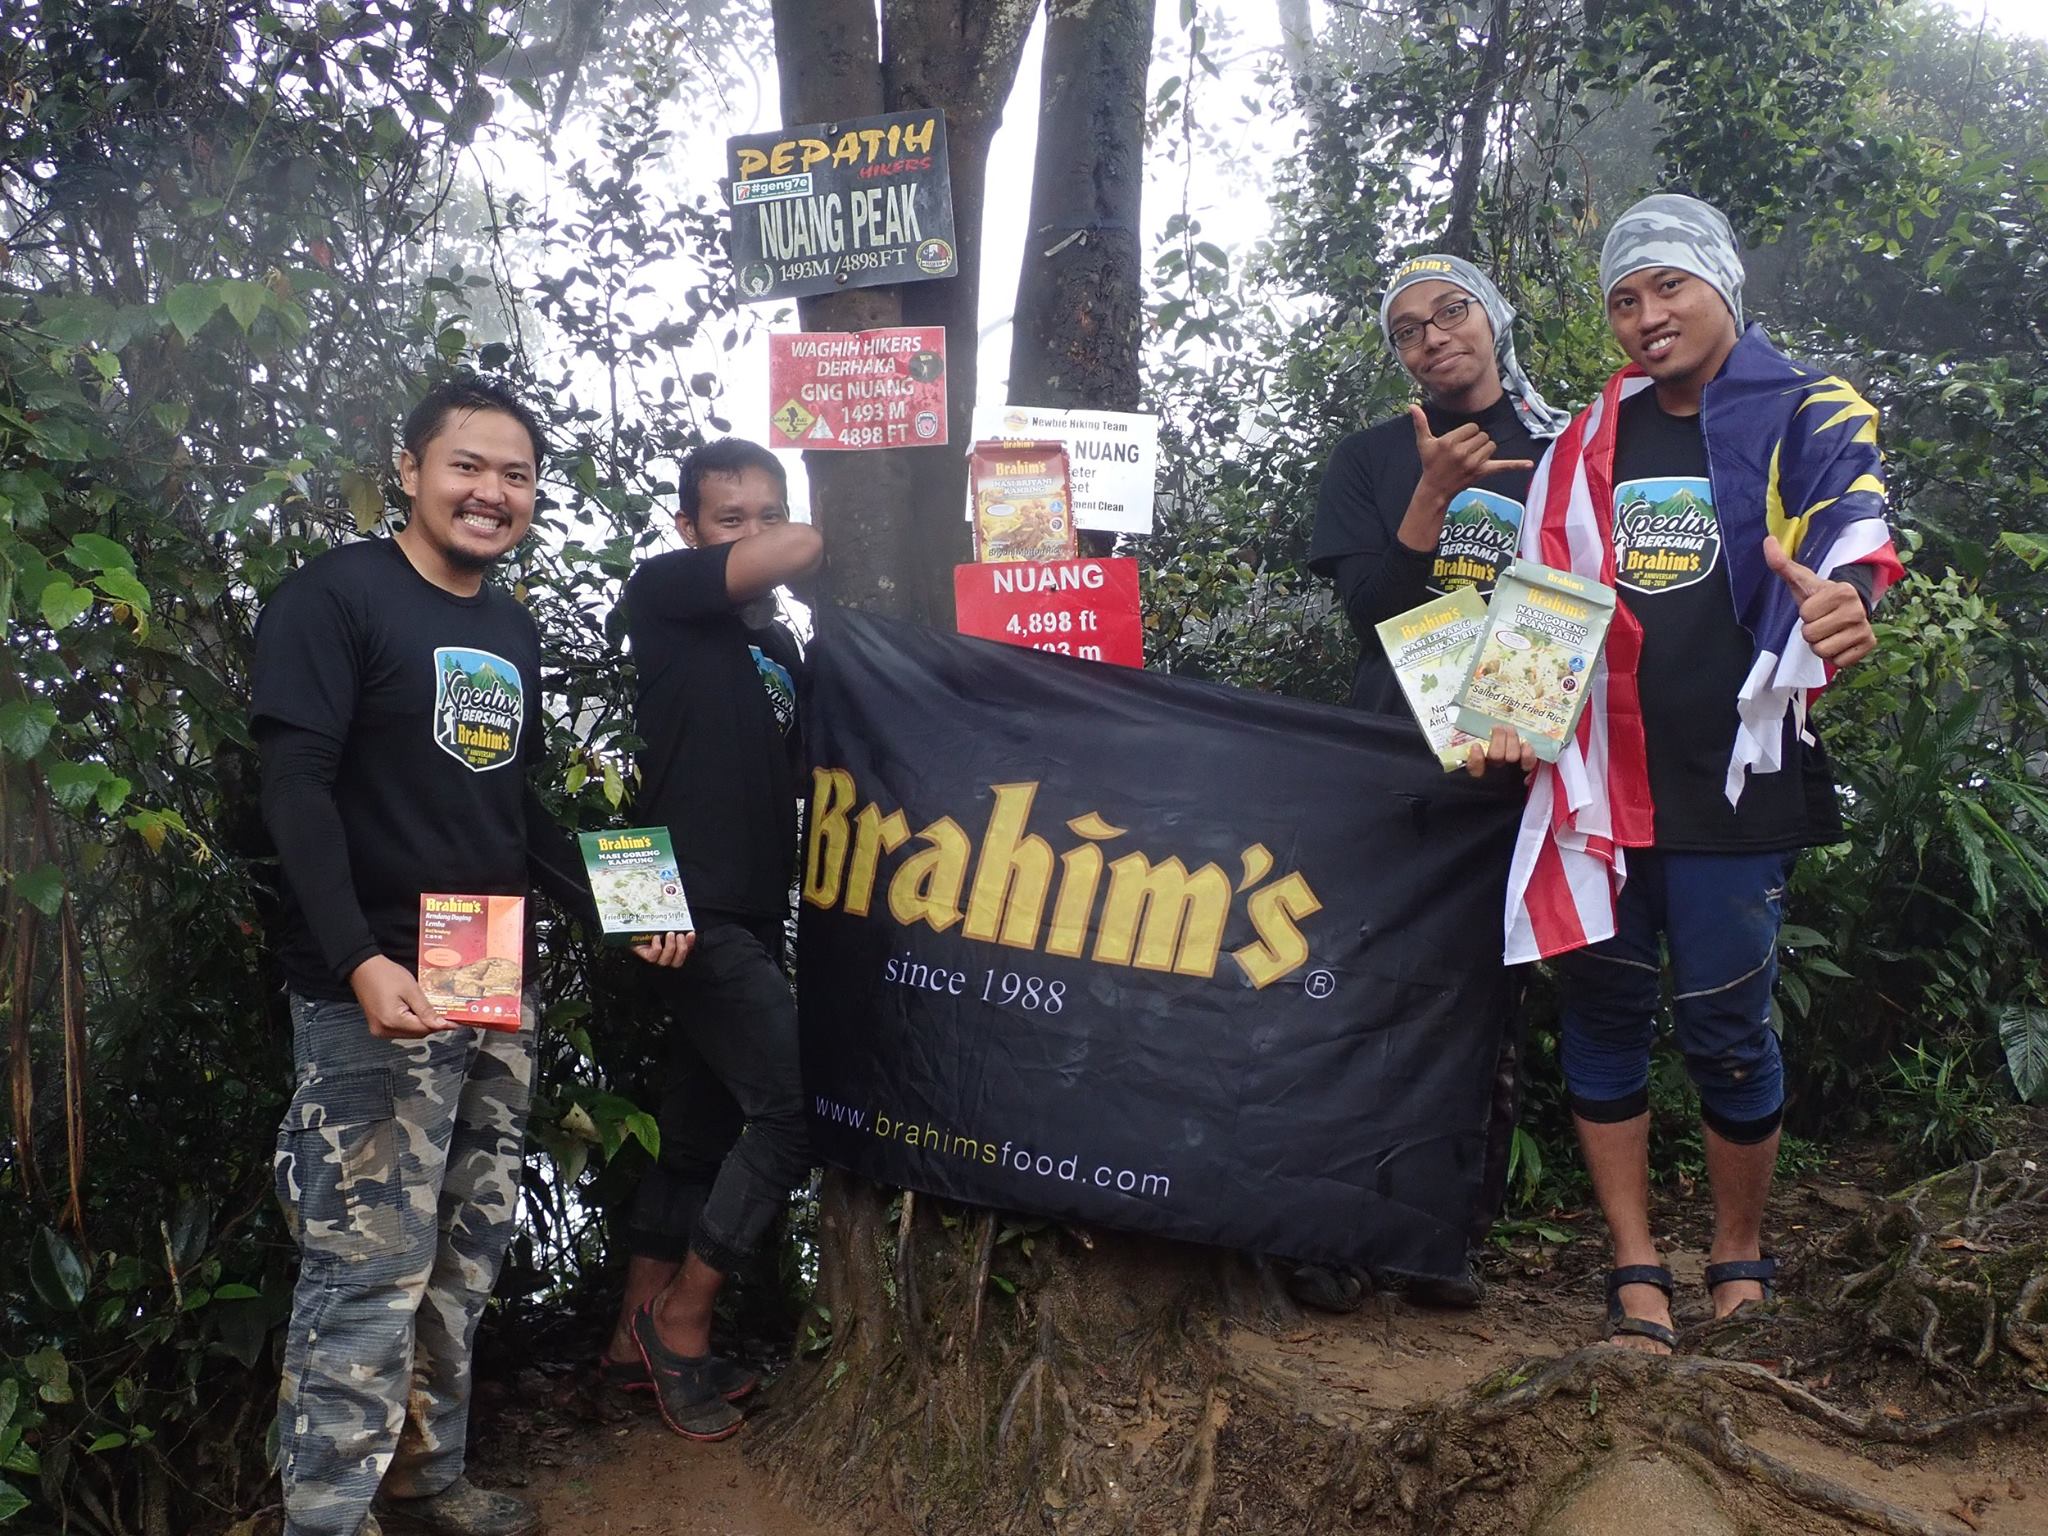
top-left (1571, 1087), bottom-right (1649, 1124)
top-left (1702, 1102), bottom-right (1784, 1144)
top-left (1681, 1031), bottom-right (1784, 1130)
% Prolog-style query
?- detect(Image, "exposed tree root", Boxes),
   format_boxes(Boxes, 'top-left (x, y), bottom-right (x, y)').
top-left (1178, 1385), bottom-right (1225, 1536)
top-left (1464, 1344), bottom-right (2045, 1444)
top-left (754, 1148), bottom-right (2048, 1535)
top-left (1830, 1150), bottom-right (2048, 1382)
top-left (1659, 1388), bottom-right (1969, 1536)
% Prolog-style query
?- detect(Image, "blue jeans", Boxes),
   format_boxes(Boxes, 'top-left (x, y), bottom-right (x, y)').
top-left (1554, 849), bottom-right (1793, 1142)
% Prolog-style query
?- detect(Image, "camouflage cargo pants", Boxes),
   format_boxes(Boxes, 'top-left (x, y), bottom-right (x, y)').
top-left (273, 993), bottom-right (536, 1536)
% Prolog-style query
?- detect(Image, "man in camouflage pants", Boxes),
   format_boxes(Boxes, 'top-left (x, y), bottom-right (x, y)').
top-left (254, 378), bottom-right (690, 1536)
top-left (271, 996), bottom-right (536, 1533)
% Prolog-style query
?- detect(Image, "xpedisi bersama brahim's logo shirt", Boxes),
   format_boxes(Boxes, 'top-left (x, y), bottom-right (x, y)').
top-left (433, 647), bottom-right (527, 771)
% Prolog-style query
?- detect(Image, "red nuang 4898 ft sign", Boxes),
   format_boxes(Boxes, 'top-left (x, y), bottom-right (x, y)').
top-left (768, 328), bottom-right (948, 451)
top-left (954, 558), bottom-right (1143, 669)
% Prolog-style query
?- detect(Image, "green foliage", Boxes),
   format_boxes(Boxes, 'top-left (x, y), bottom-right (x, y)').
top-left (1786, 563), bottom-right (2048, 1118)
top-left (2000, 1006), bottom-right (2048, 1107)
top-left (1144, 1), bottom-right (2046, 1182)
top-left (1882, 1042), bottom-right (2004, 1170)
top-left (0, 1), bottom-right (759, 1526)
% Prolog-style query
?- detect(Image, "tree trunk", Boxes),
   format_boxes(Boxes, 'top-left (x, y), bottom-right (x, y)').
top-left (767, 0), bottom-right (924, 620)
top-left (765, 0), bottom-right (1037, 625)
top-left (747, 12), bottom-right (1326, 1531)
top-left (1442, 0), bottom-right (1512, 259)
top-left (1276, 0), bottom-right (1317, 84)
top-left (883, 0), bottom-right (1040, 626)
top-left (1007, 0), bottom-right (1152, 415)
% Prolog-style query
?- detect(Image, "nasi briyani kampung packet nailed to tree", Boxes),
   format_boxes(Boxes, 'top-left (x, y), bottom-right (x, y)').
top-left (1454, 559), bottom-right (1616, 763)
top-left (1375, 587), bottom-right (1490, 771)
top-left (970, 439), bottom-right (1076, 563)
top-left (577, 826), bottom-right (695, 945)
top-left (417, 893), bottom-right (524, 1029)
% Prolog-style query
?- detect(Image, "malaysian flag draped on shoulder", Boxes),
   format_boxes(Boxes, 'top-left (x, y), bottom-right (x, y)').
top-left (1502, 325), bottom-right (1903, 964)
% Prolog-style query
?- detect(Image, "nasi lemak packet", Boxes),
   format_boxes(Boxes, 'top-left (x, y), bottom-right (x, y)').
top-left (1454, 559), bottom-right (1616, 763)
top-left (1375, 587), bottom-right (1489, 771)
top-left (578, 826), bottom-right (694, 946)
top-left (970, 440), bottom-right (1077, 563)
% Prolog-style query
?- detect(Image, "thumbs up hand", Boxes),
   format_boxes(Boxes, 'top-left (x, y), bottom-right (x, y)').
top-left (1763, 535), bottom-right (1876, 667)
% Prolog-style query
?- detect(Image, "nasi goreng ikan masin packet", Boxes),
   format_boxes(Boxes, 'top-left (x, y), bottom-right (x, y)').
top-left (577, 826), bottom-right (695, 946)
top-left (418, 893), bottom-right (524, 1029)
top-left (969, 439), bottom-right (1077, 563)
top-left (1454, 559), bottom-right (1616, 763)
top-left (1375, 586), bottom-right (1489, 771)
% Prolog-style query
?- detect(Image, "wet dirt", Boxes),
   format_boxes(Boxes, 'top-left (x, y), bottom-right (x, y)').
top-left (482, 1139), bottom-right (2047, 1534)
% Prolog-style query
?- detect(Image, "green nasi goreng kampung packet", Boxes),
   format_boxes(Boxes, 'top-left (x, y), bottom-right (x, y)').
top-left (1375, 586), bottom-right (1489, 771)
top-left (1454, 559), bottom-right (1616, 764)
top-left (576, 826), bottom-right (695, 944)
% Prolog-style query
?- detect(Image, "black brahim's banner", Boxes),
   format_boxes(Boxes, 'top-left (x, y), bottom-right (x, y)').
top-left (799, 606), bottom-right (1521, 1277)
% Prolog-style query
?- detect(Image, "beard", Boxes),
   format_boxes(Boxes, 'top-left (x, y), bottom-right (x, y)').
top-left (443, 542), bottom-right (498, 571)
top-left (441, 503), bottom-right (514, 569)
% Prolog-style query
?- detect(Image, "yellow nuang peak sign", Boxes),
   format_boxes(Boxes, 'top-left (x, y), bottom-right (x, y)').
top-left (803, 772), bottom-right (1323, 989)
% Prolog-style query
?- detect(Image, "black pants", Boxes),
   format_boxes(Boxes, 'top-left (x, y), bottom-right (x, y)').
top-left (625, 918), bottom-right (811, 1275)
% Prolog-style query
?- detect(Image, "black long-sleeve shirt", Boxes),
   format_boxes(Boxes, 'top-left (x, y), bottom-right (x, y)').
top-left (251, 538), bottom-right (594, 998)
top-left (259, 723), bottom-right (598, 984)
top-left (1308, 394), bottom-right (1544, 714)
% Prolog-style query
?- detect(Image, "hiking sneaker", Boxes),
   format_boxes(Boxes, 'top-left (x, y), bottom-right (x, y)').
top-left (1287, 1262), bottom-right (1369, 1314)
top-left (1385, 1261), bottom-right (1487, 1310)
top-left (628, 1303), bottom-right (745, 1441)
top-left (375, 1476), bottom-right (541, 1536)
top-left (595, 1349), bottom-right (758, 1403)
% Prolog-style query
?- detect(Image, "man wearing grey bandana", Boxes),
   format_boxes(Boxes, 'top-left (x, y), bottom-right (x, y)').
top-left (1473, 192), bottom-right (1895, 1354)
top-left (1302, 254), bottom-right (1568, 1313)
top-left (1310, 253), bottom-right (1568, 718)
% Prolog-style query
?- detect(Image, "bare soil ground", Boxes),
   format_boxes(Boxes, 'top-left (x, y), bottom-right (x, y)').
top-left (480, 1132), bottom-right (2048, 1535)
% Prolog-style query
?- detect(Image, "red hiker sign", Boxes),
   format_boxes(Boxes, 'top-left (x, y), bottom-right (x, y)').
top-left (953, 557), bottom-right (1144, 669)
top-left (767, 327), bottom-right (948, 451)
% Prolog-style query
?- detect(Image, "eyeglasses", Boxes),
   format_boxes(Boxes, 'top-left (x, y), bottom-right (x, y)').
top-left (1388, 297), bottom-right (1477, 352)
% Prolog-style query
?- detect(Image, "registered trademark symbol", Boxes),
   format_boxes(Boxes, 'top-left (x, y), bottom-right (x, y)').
top-left (1303, 969), bottom-right (1336, 1000)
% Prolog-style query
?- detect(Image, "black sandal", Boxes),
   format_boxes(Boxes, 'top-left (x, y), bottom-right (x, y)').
top-left (1603, 1264), bottom-right (1679, 1352)
top-left (594, 1353), bottom-right (653, 1394)
top-left (628, 1304), bottom-right (745, 1441)
top-left (1703, 1255), bottom-right (1777, 1317)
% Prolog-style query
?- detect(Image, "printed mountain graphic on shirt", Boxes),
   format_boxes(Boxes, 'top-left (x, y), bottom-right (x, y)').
top-left (751, 645), bottom-right (798, 737)
top-left (1430, 486), bottom-right (1525, 595)
top-left (433, 647), bottom-right (526, 772)
top-left (1612, 476), bottom-right (1721, 594)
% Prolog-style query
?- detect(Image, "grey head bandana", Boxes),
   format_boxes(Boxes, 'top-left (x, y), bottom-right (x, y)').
top-left (1599, 193), bottom-right (1746, 329)
top-left (1378, 254), bottom-right (1570, 439)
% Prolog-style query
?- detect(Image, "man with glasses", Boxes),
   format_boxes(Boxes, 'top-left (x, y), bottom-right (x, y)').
top-left (1311, 254), bottom-right (1569, 716)
top-left (1305, 254), bottom-right (1571, 1311)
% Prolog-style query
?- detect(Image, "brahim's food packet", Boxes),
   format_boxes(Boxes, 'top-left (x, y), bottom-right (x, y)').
top-left (970, 440), bottom-right (1076, 563)
top-left (1375, 587), bottom-right (1489, 771)
top-left (418, 893), bottom-right (524, 1029)
top-left (1454, 559), bottom-right (1616, 763)
top-left (577, 826), bottom-right (695, 946)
